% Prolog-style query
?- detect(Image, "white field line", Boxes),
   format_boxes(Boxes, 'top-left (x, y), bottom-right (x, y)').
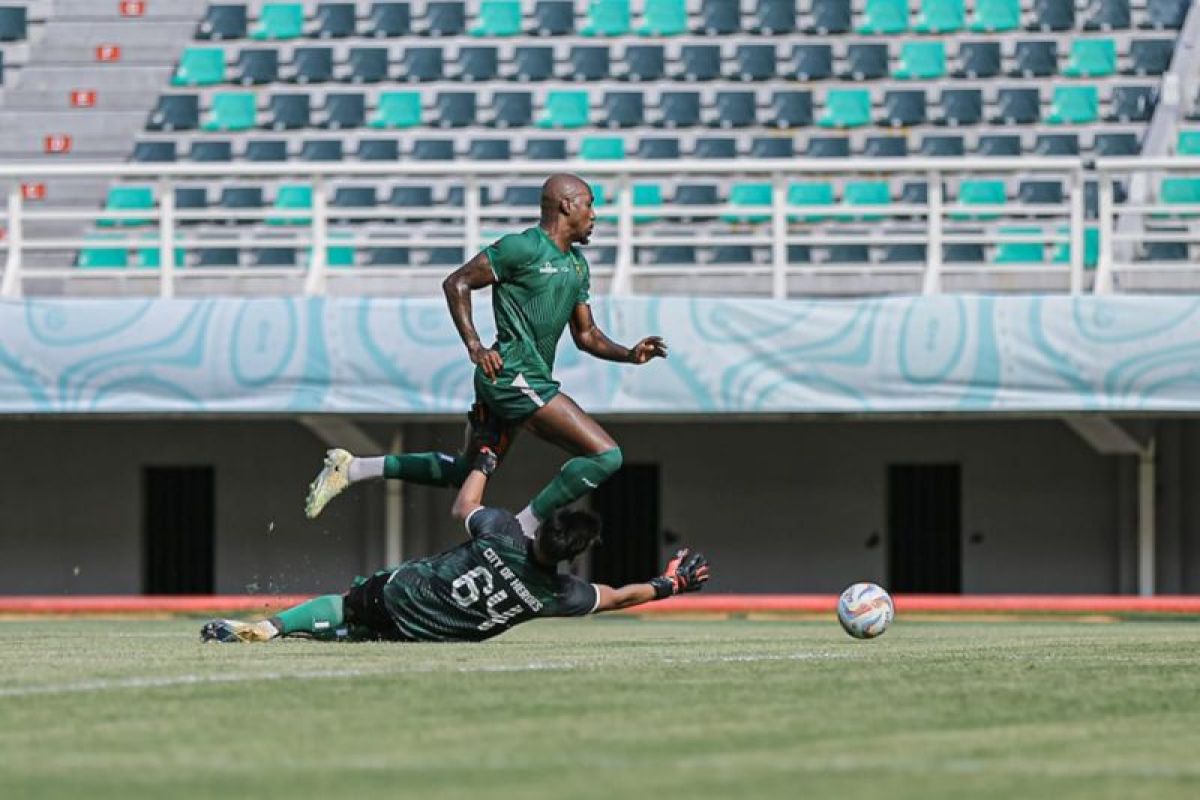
top-left (0, 651), bottom-right (846, 699)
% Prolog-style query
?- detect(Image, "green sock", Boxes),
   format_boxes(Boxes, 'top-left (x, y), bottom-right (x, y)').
top-left (271, 594), bottom-right (345, 641)
top-left (530, 447), bottom-right (622, 520)
top-left (383, 452), bottom-right (471, 488)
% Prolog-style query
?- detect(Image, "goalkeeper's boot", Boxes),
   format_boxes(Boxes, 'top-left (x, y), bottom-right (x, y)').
top-left (305, 448), bottom-right (354, 519)
top-left (200, 619), bottom-right (274, 643)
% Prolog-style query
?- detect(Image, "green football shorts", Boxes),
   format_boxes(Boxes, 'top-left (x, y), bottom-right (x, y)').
top-left (473, 368), bottom-right (560, 424)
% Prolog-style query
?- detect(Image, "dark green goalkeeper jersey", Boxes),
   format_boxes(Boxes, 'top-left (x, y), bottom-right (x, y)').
top-left (381, 507), bottom-right (600, 642)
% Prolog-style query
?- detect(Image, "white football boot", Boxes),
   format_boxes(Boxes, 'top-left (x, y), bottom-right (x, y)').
top-left (305, 448), bottom-right (354, 519)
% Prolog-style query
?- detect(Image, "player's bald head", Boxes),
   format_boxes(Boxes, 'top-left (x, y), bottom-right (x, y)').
top-left (541, 173), bottom-right (591, 213)
top-left (539, 173), bottom-right (596, 244)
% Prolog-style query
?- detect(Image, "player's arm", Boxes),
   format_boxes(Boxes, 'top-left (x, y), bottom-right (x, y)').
top-left (449, 447), bottom-right (499, 523)
top-left (569, 302), bottom-right (668, 365)
top-left (593, 548), bottom-right (709, 612)
top-left (443, 252), bottom-right (502, 379)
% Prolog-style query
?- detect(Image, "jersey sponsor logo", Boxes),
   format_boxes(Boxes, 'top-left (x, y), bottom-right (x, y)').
top-left (539, 261), bottom-right (569, 275)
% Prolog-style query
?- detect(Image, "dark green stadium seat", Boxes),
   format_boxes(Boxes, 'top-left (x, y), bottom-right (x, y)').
top-left (513, 46), bottom-right (554, 81)
top-left (348, 47), bottom-right (388, 83)
top-left (254, 248), bottom-right (297, 267)
top-left (133, 141), bottom-right (177, 162)
top-left (1144, 0), bottom-right (1188, 29)
top-left (1095, 133), bottom-right (1139, 156)
top-left (864, 136), bottom-right (906, 157)
top-left (234, 49), bottom-right (278, 84)
top-left (1030, 0), bottom-right (1073, 30)
top-left (245, 140), bottom-right (288, 161)
top-left (1013, 41), bottom-right (1058, 77)
top-left (148, 95), bottom-right (200, 131)
top-left (638, 138), bottom-right (680, 159)
top-left (1128, 39), bottom-right (1175, 75)
top-left (0, 7), bottom-right (25, 41)
top-left (937, 89), bottom-right (981, 126)
top-left (693, 137), bottom-right (736, 158)
top-left (603, 91), bottom-right (644, 127)
top-left (993, 88), bottom-right (1041, 124)
top-left (492, 91), bottom-right (533, 127)
top-left (411, 139), bottom-right (455, 160)
top-left (677, 45), bottom-right (722, 81)
top-left (699, 0), bottom-right (740, 34)
top-left (265, 93), bottom-right (310, 129)
top-left (735, 44), bottom-right (777, 81)
top-left (366, 248), bottom-right (410, 266)
top-left (291, 47), bottom-right (333, 83)
top-left (468, 139), bottom-right (511, 160)
top-left (844, 44), bottom-right (888, 80)
top-left (569, 46), bottom-right (610, 81)
top-left (533, 1), bottom-right (574, 34)
top-left (1109, 86), bottom-right (1157, 122)
top-left (750, 137), bottom-right (795, 158)
top-left (770, 91), bottom-right (812, 128)
top-left (525, 138), bottom-right (567, 159)
top-left (458, 47), bottom-right (498, 82)
top-left (1034, 134), bottom-right (1078, 156)
top-left (400, 48), bottom-right (443, 82)
top-left (357, 139), bottom-right (400, 160)
top-left (807, 137), bottom-right (850, 158)
top-left (977, 135), bottom-right (1021, 157)
top-left (322, 93), bottom-right (365, 129)
top-left (300, 139), bottom-right (343, 161)
top-left (1018, 180), bottom-right (1063, 205)
top-left (435, 91), bottom-right (476, 127)
top-left (658, 91), bottom-right (700, 128)
top-left (956, 41), bottom-right (1000, 78)
top-left (368, 3), bottom-right (411, 36)
top-left (880, 90), bottom-right (926, 127)
top-left (1083, 0), bottom-right (1130, 30)
top-left (197, 248), bottom-right (240, 267)
top-left (624, 45), bottom-right (665, 81)
top-left (788, 45), bottom-right (832, 80)
top-left (883, 244), bottom-right (926, 263)
top-left (806, 0), bottom-right (846, 33)
top-left (713, 92), bottom-right (756, 128)
top-left (190, 140), bottom-right (232, 161)
top-left (919, 135), bottom-right (964, 157)
top-left (197, 5), bottom-right (246, 40)
top-left (426, 2), bottom-right (466, 36)
top-left (315, 3), bottom-right (357, 37)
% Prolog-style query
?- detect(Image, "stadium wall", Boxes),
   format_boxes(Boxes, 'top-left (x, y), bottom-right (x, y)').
top-left (3, 417), bottom-right (1200, 595)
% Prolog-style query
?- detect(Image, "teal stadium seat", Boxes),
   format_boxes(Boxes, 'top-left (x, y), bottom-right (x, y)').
top-left (471, 1), bottom-right (522, 36)
top-left (1177, 131), bottom-right (1200, 155)
top-left (581, 0), bottom-right (631, 36)
top-left (638, 0), bottom-right (687, 36)
top-left (99, 186), bottom-right (155, 228)
top-left (1046, 86), bottom-right (1099, 124)
top-left (251, 3), bottom-right (305, 40)
top-left (78, 235), bottom-right (128, 268)
top-left (172, 47), bottom-right (225, 86)
top-left (1161, 178), bottom-right (1200, 217)
top-left (724, 183), bottom-right (772, 223)
top-left (954, 180), bottom-right (1006, 221)
top-left (841, 181), bottom-right (891, 221)
top-left (894, 41), bottom-right (946, 80)
top-left (537, 91), bottom-right (590, 128)
top-left (579, 136), bottom-right (625, 160)
top-left (970, 0), bottom-right (1019, 32)
top-left (787, 182), bottom-right (835, 222)
top-left (994, 227), bottom-right (1045, 263)
top-left (1051, 227), bottom-right (1099, 268)
top-left (204, 91), bottom-right (256, 131)
top-left (858, 0), bottom-right (908, 34)
top-left (1063, 39), bottom-right (1117, 77)
top-left (369, 92), bottom-right (421, 128)
top-left (819, 89), bottom-right (871, 128)
top-left (914, 0), bottom-right (964, 33)
top-left (268, 184), bottom-right (313, 226)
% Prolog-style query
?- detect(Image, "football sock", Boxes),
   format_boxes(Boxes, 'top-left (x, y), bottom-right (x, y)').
top-left (270, 594), bottom-right (345, 640)
top-left (515, 506), bottom-right (540, 538)
top-left (348, 456), bottom-right (385, 483)
top-left (530, 447), bottom-right (622, 520)
top-left (383, 452), bottom-right (472, 488)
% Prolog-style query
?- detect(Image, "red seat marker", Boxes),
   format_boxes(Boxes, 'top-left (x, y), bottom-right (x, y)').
top-left (70, 90), bottom-right (96, 108)
top-left (120, 0), bottom-right (146, 17)
top-left (43, 135), bottom-right (72, 154)
top-left (96, 45), bottom-right (121, 62)
top-left (21, 182), bottom-right (46, 201)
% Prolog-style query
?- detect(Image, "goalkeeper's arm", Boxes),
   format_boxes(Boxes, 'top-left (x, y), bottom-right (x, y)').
top-left (593, 548), bottom-right (710, 612)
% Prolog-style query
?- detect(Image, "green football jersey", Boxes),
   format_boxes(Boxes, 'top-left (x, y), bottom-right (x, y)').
top-left (482, 226), bottom-right (591, 380)
top-left (381, 507), bottom-right (600, 642)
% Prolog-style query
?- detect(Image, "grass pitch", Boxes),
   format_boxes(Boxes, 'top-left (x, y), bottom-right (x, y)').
top-left (1, 617), bottom-right (1198, 800)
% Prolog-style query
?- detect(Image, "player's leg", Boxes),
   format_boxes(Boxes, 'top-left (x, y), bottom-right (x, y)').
top-left (199, 594), bottom-right (345, 643)
top-left (516, 393), bottom-right (623, 532)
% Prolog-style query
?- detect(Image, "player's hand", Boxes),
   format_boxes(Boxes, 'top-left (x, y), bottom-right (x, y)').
top-left (628, 336), bottom-right (668, 365)
top-left (650, 548), bottom-right (710, 598)
top-left (469, 343), bottom-right (503, 380)
top-left (473, 446), bottom-right (499, 477)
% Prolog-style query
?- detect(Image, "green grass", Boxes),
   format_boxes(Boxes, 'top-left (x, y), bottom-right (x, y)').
top-left (1, 618), bottom-right (1198, 799)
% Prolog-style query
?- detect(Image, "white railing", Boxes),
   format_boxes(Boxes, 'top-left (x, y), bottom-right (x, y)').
top-left (1, 156), bottom-right (1199, 298)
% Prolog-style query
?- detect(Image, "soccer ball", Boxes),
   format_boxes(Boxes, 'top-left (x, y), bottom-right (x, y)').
top-left (837, 583), bottom-right (894, 640)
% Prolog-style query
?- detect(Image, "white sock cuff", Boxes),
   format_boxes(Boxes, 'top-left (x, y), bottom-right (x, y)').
top-left (515, 506), bottom-right (541, 539)
top-left (348, 456), bottom-right (386, 483)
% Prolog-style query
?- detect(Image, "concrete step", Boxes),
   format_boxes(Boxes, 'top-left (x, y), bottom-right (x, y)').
top-left (2, 88), bottom-right (165, 112)
top-left (0, 110), bottom-right (148, 133)
top-left (12, 65), bottom-right (174, 93)
top-left (25, 21), bottom-right (196, 65)
top-left (51, 0), bottom-right (209, 20)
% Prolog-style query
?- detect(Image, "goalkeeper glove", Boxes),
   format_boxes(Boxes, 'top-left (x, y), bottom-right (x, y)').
top-left (649, 548), bottom-right (710, 600)
top-left (473, 446), bottom-right (498, 477)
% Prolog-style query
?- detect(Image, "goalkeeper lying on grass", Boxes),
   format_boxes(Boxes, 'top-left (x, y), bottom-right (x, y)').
top-left (202, 447), bottom-right (709, 644)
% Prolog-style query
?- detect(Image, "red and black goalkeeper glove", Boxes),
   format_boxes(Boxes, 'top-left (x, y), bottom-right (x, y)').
top-left (473, 446), bottom-right (498, 477)
top-left (649, 548), bottom-right (710, 600)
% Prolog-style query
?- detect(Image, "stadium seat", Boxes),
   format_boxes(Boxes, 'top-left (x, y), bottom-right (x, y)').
top-left (401, 48), bottom-right (443, 82)
top-left (299, 139), bottom-right (344, 160)
top-left (348, 47), bottom-right (388, 83)
top-left (0, 6), bottom-right (24, 42)
top-left (581, 0), bottom-right (631, 36)
top-left (807, 137), bottom-right (850, 158)
top-left (234, 49), bottom-right (279, 84)
top-left (914, 0), bottom-right (963, 32)
top-left (969, 0), bottom-right (1019, 31)
top-left (993, 88), bottom-right (1041, 124)
top-left (713, 92), bottom-right (756, 128)
top-left (1177, 131), bottom-right (1200, 155)
top-left (750, 137), bottom-right (795, 158)
top-left (569, 47), bottom-right (610, 81)
top-left (435, 91), bottom-right (476, 127)
top-left (197, 5), bottom-right (247, 40)
top-left (624, 46), bottom-right (665, 81)
top-left (321, 93), bottom-right (365, 128)
top-left (251, 3), bottom-right (305, 40)
top-left (842, 181), bottom-right (890, 221)
top-left (955, 180), bottom-right (1006, 220)
top-left (197, 247), bottom-right (240, 266)
top-left (675, 183), bottom-right (719, 210)
top-left (173, 48), bottom-right (225, 86)
top-left (1128, 39), bottom-right (1175, 75)
top-left (977, 134), bottom-right (1021, 156)
top-left (1063, 39), bottom-right (1116, 77)
top-left (368, 2), bottom-right (411, 36)
top-left (458, 47), bottom-right (498, 82)
top-left (388, 185), bottom-right (434, 207)
top-left (412, 139), bottom-right (455, 160)
top-left (603, 91), bottom-right (644, 127)
top-left (1050, 227), bottom-right (1099, 267)
top-left (826, 244), bottom-right (869, 263)
top-left (844, 44), bottom-right (889, 81)
top-left (880, 90), bottom-right (926, 127)
top-left (245, 140), bottom-right (288, 161)
top-left (426, 2), bottom-right (466, 35)
top-left (148, 95), bottom-right (200, 131)
top-left (864, 136), bottom-right (907, 157)
top-left (1095, 132), bottom-right (1140, 155)
top-left (1082, 0), bottom-right (1130, 30)
top-left (956, 41), bottom-right (1000, 78)
top-left (291, 47), bottom-right (333, 83)
top-left (254, 248), bottom-right (296, 266)
top-left (472, 1), bottom-right (522, 36)
top-left (357, 139), bottom-right (399, 160)
top-left (937, 89), bottom-right (982, 126)
top-left (137, 242), bottom-right (187, 269)
top-left (537, 90), bottom-right (590, 128)
top-left (678, 45), bottom-right (722, 81)
top-left (881, 244), bottom-right (926, 263)
top-left (894, 42), bottom-right (946, 80)
top-left (266, 185), bottom-right (312, 227)
top-left (1160, 177), bottom-right (1200, 207)
top-left (1034, 133), bottom-right (1079, 155)
top-left (1018, 180), bottom-right (1063, 205)
top-left (425, 247), bottom-right (464, 265)
top-left (694, 138), bottom-right (736, 158)
top-left (920, 135), bottom-right (964, 156)
top-left (735, 45), bottom-right (776, 82)
top-left (499, 185), bottom-right (541, 208)
top-left (533, 1), bottom-right (574, 34)
top-left (698, 0), bottom-right (740, 34)
top-left (900, 182), bottom-right (929, 205)
top-left (315, 3), bottom-right (357, 37)
top-left (1013, 41), bottom-right (1058, 77)
top-left (370, 91), bottom-right (421, 128)
top-left (638, 0), bottom-right (687, 36)
top-left (788, 45), bottom-right (833, 81)
top-left (1141, 241), bottom-right (1190, 261)
top-left (365, 247), bottom-right (410, 266)
top-left (133, 141), bottom-right (177, 162)
top-left (203, 92), bottom-right (255, 131)
top-left (805, 0), bottom-right (845, 33)
top-left (724, 183), bottom-right (772, 223)
top-left (1030, 0), bottom-right (1073, 30)
top-left (1143, 0), bottom-right (1188, 29)
top-left (265, 94), bottom-right (310, 129)
top-left (788, 245), bottom-right (813, 263)
top-left (78, 236), bottom-right (129, 269)
top-left (525, 138), bottom-right (567, 159)
top-left (858, 0), bottom-right (908, 34)
top-left (710, 246), bottom-right (756, 264)
top-left (580, 136), bottom-right (625, 160)
top-left (944, 243), bottom-right (985, 262)
top-left (638, 137), bottom-right (680, 159)
top-left (1109, 86), bottom-right (1157, 122)
top-left (819, 89), bottom-right (871, 128)
top-left (994, 227), bottom-right (1044, 263)
top-left (491, 92), bottom-right (533, 127)
top-left (99, 186), bottom-right (155, 228)
top-left (190, 140), bottom-right (231, 162)
top-left (771, 91), bottom-right (813, 128)
top-left (658, 91), bottom-right (700, 128)
top-left (1046, 86), bottom-right (1098, 124)
top-left (467, 139), bottom-right (510, 160)
top-left (513, 47), bottom-right (554, 81)
top-left (640, 246), bottom-right (695, 266)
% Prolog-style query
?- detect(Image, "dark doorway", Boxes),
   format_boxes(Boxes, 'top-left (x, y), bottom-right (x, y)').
top-left (143, 466), bottom-right (215, 594)
top-left (590, 464), bottom-right (660, 586)
top-left (887, 463), bottom-right (962, 593)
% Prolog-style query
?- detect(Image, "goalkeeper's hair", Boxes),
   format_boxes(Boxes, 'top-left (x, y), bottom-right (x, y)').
top-left (536, 509), bottom-right (602, 563)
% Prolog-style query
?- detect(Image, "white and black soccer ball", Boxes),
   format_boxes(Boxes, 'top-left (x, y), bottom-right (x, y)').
top-left (837, 582), bottom-right (894, 640)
